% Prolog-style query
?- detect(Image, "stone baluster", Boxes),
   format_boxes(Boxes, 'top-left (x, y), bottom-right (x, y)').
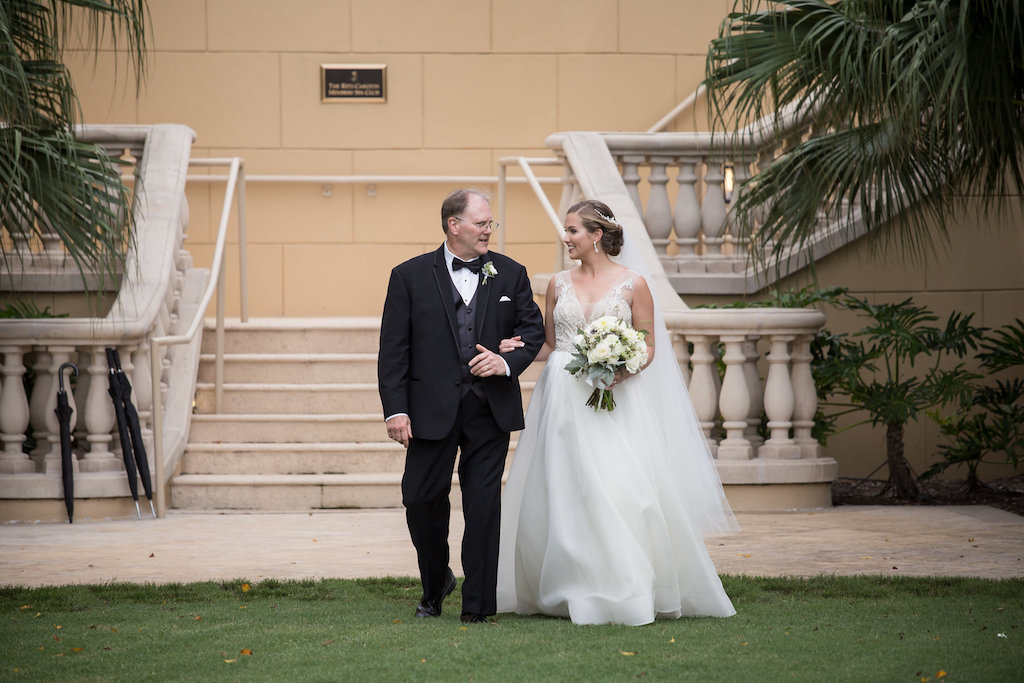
top-left (673, 156), bottom-right (703, 271)
top-left (79, 346), bottom-right (120, 472)
top-left (28, 349), bottom-right (53, 464)
top-left (790, 334), bottom-right (821, 458)
top-left (686, 335), bottom-right (720, 452)
top-left (644, 156), bottom-right (674, 256)
top-left (619, 155), bottom-right (645, 214)
top-left (728, 157), bottom-right (754, 265)
top-left (129, 343), bottom-right (154, 454)
top-left (760, 335), bottom-right (801, 459)
top-left (752, 147), bottom-right (775, 233)
top-left (39, 347), bottom-right (76, 473)
top-left (742, 337), bottom-right (765, 450)
top-left (72, 348), bottom-right (91, 454)
top-left (0, 346), bottom-right (34, 473)
top-left (33, 213), bottom-right (67, 269)
top-left (672, 332), bottom-right (691, 386)
top-left (700, 159), bottom-right (729, 261)
top-left (716, 336), bottom-right (753, 459)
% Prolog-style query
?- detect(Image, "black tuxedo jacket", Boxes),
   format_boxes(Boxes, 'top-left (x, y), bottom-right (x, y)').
top-left (378, 246), bottom-right (545, 440)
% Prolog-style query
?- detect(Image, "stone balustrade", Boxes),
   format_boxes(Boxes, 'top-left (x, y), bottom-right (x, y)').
top-left (0, 125), bottom-right (199, 520)
top-left (666, 307), bottom-right (826, 462)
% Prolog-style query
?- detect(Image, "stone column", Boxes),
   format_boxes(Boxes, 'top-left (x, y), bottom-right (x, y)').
top-left (0, 346), bottom-right (33, 473)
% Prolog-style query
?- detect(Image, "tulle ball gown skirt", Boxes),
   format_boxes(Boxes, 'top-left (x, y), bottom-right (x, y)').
top-left (497, 351), bottom-right (736, 626)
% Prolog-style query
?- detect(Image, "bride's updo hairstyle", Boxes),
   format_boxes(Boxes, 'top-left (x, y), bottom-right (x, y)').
top-left (567, 199), bottom-right (624, 257)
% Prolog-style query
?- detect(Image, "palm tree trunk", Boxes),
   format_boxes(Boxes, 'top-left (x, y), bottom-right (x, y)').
top-left (886, 422), bottom-right (921, 500)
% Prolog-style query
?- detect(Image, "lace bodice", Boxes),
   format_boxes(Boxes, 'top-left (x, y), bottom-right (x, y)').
top-left (552, 270), bottom-right (637, 352)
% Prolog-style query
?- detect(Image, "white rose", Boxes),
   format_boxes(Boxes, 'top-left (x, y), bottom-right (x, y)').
top-left (587, 341), bottom-right (614, 364)
top-left (625, 354), bottom-right (643, 373)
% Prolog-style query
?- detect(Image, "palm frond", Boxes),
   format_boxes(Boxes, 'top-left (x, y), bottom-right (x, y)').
top-left (707, 0), bottom-right (1024, 268)
top-left (1, 0), bottom-right (149, 293)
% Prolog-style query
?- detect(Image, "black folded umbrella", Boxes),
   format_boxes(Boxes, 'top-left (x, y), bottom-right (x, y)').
top-left (106, 347), bottom-right (155, 519)
top-left (55, 362), bottom-right (78, 524)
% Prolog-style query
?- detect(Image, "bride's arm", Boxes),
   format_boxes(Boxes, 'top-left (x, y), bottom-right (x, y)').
top-left (499, 276), bottom-right (558, 361)
top-left (612, 275), bottom-right (655, 386)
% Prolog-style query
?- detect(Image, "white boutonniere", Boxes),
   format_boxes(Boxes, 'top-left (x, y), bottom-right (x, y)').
top-left (481, 261), bottom-right (497, 285)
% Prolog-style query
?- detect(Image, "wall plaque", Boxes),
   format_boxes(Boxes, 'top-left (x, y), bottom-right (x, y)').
top-left (321, 64), bottom-right (387, 103)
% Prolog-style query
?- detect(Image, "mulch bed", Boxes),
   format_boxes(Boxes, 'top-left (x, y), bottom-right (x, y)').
top-left (831, 475), bottom-right (1024, 517)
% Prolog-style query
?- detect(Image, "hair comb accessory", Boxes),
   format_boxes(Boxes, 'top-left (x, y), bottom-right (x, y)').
top-left (595, 210), bottom-right (620, 226)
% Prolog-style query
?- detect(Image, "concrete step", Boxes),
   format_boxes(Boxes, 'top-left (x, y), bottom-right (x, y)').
top-left (197, 353), bottom-right (378, 383)
top-left (194, 382), bottom-right (537, 414)
top-left (181, 439), bottom-right (521, 476)
top-left (187, 413), bottom-right (388, 443)
top-left (201, 318), bottom-right (381, 354)
top-left (170, 473), bottom-right (405, 509)
top-left (196, 354), bottom-right (546, 385)
top-left (194, 382), bottom-right (381, 414)
top-left (181, 442), bottom-right (407, 475)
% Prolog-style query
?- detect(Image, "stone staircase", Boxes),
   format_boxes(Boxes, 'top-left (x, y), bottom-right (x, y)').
top-left (170, 318), bottom-right (538, 511)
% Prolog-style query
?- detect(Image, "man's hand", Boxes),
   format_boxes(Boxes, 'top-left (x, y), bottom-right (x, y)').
top-left (469, 343), bottom-right (508, 377)
top-left (386, 414), bottom-right (412, 448)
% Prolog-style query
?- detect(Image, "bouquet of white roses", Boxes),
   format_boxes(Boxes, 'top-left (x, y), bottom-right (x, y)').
top-left (564, 315), bottom-right (648, 411)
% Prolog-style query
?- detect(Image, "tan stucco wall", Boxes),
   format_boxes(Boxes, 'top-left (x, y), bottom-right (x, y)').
top-left (68, 0), bottom-right (1023, 482)
top-left (69, 0), bottom-right (731, 317)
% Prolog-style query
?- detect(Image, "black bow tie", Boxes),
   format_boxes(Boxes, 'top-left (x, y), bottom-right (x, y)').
top-left (452, 258), bottom-right (482, 274)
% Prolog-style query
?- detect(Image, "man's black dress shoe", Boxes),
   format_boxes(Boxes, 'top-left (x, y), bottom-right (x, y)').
top-left (414, 569), bottom-right (457, 618)
top-left (460, 613), bottom-right (488, 624)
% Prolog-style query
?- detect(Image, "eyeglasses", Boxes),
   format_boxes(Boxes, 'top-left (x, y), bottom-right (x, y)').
top-left (455, 217), bottom-right (499, 231)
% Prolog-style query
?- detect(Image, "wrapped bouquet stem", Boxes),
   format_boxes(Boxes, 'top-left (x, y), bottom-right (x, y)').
top-left (564, 315), bottom-right (648, 412)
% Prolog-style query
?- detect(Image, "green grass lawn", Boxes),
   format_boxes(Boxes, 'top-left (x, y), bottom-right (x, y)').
top-left (1, 575), bottom-right (1021, 681)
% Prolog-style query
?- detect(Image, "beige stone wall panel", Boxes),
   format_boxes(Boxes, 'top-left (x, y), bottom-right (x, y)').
top-left (491, 0), bottom-right (618, 53)
top-left (424, 55), bottom-right (557, 148)
top-left (672, 55), bottom-right (712, 131)
top-left (923, 203), bottom-right (1024, 291)
top-left (619, 0), bottom-right (731, 54)
top-left (284, 244), bottom-right (425, 317)
top-left (138, 53), bottom-right (281, 148)
top-left (246, 184), bottom-right (355, 245)
top-left (281, 54), bottom-right (423, 149)
top-left (351, 0), bottom-right (490, 53)
top-left (208, 0), bottom-right (352, 52)
top-left (557, 54), bottom-right (676, 131)
top-left (148, 0), bottom-right (208, 51)
top-left (64, 51), bottom-right (140, 124)
top-left (352, 184), bottom-right (455, 244)
top-left (187, 243), bottom-right (286, 317)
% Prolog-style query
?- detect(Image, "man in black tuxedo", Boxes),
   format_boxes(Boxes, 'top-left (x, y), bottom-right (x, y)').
top-left (378, 189), bottom-right (544, 623)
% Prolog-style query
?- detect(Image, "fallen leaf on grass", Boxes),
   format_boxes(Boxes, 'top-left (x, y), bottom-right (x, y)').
top-left (620, 651), bottom-right (638, 656)
top-left (224, 659), bottom-right (237, 664)
top-left (241, 583), bottom-right (251, 592)
top-left (194, 616), bottom-right (202, 621)
top-left (240, 649), bottom-right (252, 656)
top-left (669, 637), bottom-right (675, 643)
top-left (322, 640), bottom-right (334, 646)
top-left (19, 605), bottom-right (31, 610)
top-left (71, 647), bottom-right (83, 653)
top-left (936, 672), bottom-right (947, 679)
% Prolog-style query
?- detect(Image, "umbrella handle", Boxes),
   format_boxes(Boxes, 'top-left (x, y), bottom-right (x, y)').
top-left (58, 362), bottom-right (79, 393)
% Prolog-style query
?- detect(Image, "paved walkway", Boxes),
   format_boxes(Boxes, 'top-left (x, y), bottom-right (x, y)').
top-left (1, 506), bottom-right (1022, 587)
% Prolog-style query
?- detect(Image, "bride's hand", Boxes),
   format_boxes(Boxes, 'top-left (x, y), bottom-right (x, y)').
top-left (499, 336), bottom-right (524, 353)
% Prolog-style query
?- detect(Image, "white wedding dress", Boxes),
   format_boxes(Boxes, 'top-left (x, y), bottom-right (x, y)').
top-left (496, 269), bottom-right (737, 625)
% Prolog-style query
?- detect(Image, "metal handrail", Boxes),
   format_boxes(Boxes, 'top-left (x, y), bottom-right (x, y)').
top-left (496, 157), bottom-right (564, 253)
top-left (150, 156), bottom-right (247, 517)
top-left (647, 84), bottom-right (706, 133)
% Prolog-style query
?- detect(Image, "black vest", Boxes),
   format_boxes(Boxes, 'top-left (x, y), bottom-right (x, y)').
top-left (452, 278), bottom-right (484, 400)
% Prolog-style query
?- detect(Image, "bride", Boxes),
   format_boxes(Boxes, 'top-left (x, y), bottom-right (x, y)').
top-left (495, 199), bottom-right (737, 625)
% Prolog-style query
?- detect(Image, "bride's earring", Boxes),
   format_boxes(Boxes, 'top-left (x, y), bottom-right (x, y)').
top-left (593, 241), bottom-right (599, 253)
